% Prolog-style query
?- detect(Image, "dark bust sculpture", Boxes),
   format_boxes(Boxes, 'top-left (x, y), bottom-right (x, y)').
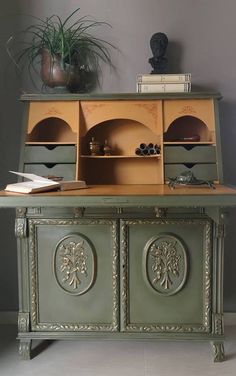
top-left (148, 32), bottom-right (168, 74)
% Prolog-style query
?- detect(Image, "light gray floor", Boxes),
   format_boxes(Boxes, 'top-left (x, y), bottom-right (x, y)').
top-left (0, 325), bottom-right (236, 376)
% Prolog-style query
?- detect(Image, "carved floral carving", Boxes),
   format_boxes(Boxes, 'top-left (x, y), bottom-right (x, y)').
top-left (54, 234), bottom-right (95, 295)
top-left (59, 240), bottom-right (88, 290)
top-left (144, 234), bottom-right (187, 296)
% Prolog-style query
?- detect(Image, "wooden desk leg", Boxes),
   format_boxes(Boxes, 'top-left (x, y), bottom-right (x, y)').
top-left (212, 341), bottom-right (225, 362)
top-left (19, 339), bottom-right (32, 360)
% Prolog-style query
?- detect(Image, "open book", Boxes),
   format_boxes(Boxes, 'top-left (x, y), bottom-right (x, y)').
top-left (4, 171), bottom-right (87, 193)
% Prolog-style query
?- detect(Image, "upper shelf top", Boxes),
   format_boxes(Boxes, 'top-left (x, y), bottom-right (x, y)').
top-left (20, 92), bottom-right (222, 102)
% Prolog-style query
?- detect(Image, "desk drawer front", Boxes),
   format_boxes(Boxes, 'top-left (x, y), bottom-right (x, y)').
top-left (164, 145), bottom-right (216, 164)
top-left (24, 163), bottom-right (76, 180)
top-left (164, 163), bottom-right (218, 181)
top-left (24, 145), bottom-right (76, 163)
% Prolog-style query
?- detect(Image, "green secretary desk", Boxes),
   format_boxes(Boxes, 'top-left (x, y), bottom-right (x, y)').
top-left (1, 92), bottom-right (236, 362)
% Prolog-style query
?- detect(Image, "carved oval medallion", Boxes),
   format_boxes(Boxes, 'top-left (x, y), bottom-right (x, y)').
top-left (144, 233), bottom-right (187, 296)
top-left (54, 233), bottom-right (96, 295)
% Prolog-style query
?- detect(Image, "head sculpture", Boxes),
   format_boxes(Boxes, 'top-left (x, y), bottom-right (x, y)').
top-left (149, 32), bottom-right (168, 74)
top-left (150, 32), bottom-right (168, 58)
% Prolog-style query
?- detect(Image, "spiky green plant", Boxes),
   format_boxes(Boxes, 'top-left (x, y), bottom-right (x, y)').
top-left (7, 8), bottom-right (116, 91)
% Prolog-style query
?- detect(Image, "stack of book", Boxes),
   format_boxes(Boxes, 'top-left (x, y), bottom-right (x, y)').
top-left (136, 73), bottom-right (191, 93)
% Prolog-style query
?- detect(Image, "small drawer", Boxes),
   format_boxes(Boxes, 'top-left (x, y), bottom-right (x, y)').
top-left (24, 145), bottom-right (76, 163)
top-left (164, 145), bottom-right (216, 163)
top-left (164, 163), bottom-right (218, 181)
top-left (24, 164), bottom-right (76, 180)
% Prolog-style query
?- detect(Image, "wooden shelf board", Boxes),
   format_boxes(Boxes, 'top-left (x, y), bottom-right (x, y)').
top-left (164, 142), bottom-right (215, 145)
top-left (80, 155), bottom-right (161, 159)
top-left (25, 142), bottom-right (77, 145)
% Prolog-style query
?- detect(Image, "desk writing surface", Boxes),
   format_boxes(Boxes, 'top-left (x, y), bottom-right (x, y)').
top-left (1, 184), bottom-right (236, 208)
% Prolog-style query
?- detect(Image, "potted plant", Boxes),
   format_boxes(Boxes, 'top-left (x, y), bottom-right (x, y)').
top-left (7, 8), bottom-right (116, 92)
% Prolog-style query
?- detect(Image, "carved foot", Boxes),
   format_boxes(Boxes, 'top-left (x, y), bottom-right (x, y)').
top-left (19, 339), bottom-right (32, 360)
top-left (212, 341), bottom-right (225, 362)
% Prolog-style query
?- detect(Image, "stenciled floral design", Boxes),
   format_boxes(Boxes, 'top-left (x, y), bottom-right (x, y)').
top-left (59, 240), bottom-right (88, 290)
top-left (150, 240), bottom-right (181, 290)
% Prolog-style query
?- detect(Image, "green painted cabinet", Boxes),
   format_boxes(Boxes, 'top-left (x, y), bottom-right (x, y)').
top-left (10, 92), bottom-right (232, 363)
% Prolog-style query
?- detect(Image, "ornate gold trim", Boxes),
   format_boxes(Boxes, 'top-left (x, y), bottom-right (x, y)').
top-left (121, 218), bottom-right (212, 333)
top-left (29, 218), bottom-right (119, 332)
top-left (212, 341), bottom-right (225, 362)
top-left (213, 313), bottom-right (224, 335)
top-left (15, 208), bottom-right (27, 238)
top-left (15, 218), bottom-right (27, 238)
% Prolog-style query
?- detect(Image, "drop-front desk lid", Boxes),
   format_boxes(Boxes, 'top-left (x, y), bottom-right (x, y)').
top-left (1, 184), bottom-right (236, 208)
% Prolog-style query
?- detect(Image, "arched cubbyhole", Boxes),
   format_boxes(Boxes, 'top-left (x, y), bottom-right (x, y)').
top-left (164, 116), bottom-right (210, 142)
top-left (82, 118), bottom-right (161, 155)
top-left (27, 117), bottom-right (77, 143)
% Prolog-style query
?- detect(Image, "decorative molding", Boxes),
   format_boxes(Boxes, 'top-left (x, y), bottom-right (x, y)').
top-left (18, 312), bottom-right (30, 332)
top-left (73, 207), bottom-right (85, 218)
top-left (1, 311), bottom-right (236, 326)
top-left (215, 224), bottom-right (225, 238)
top-left (28, 218), bottom-right (119, 332)
top-left (212, 342), bottom-right (225, 362)
top-left (203, 221), bottom-right (212, 331)
top-left (15, 218), bottom-right (27, 238)
top-left (213, 313), bottom-right (223, 335)
top-left (16, 208), bottom-right (27, 218)
top-left (1, 311), bottom-right (235, 325)
top-left (15, 208), bottom-right (27, 238)
top-left (154, 207), bottom-right (167, 218)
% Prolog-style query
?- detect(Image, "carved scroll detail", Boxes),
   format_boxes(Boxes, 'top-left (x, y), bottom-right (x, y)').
top-left (212, 342), bottom-right (225, 362)
top-left (18, 312), bottom-right (30, 332)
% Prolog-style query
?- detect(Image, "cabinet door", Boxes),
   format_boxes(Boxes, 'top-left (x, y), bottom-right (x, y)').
top-left (28, 218), bottom-right (119, 332)
top-left (120, 218), bottom-right (212, 333)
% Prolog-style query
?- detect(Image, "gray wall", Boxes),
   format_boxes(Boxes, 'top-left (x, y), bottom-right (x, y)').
top-left (0, 2), bottom-right (21, 311)
top-left (1, 0), bottom-right (236, 311)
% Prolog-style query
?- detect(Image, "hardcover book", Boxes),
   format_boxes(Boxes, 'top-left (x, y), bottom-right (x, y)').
top-left (5, 171), bottom-right (87, 193)
top-left (136, 82), bottom-right (191, 93)
top-left (137, 73), bottom-right (191, 83)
